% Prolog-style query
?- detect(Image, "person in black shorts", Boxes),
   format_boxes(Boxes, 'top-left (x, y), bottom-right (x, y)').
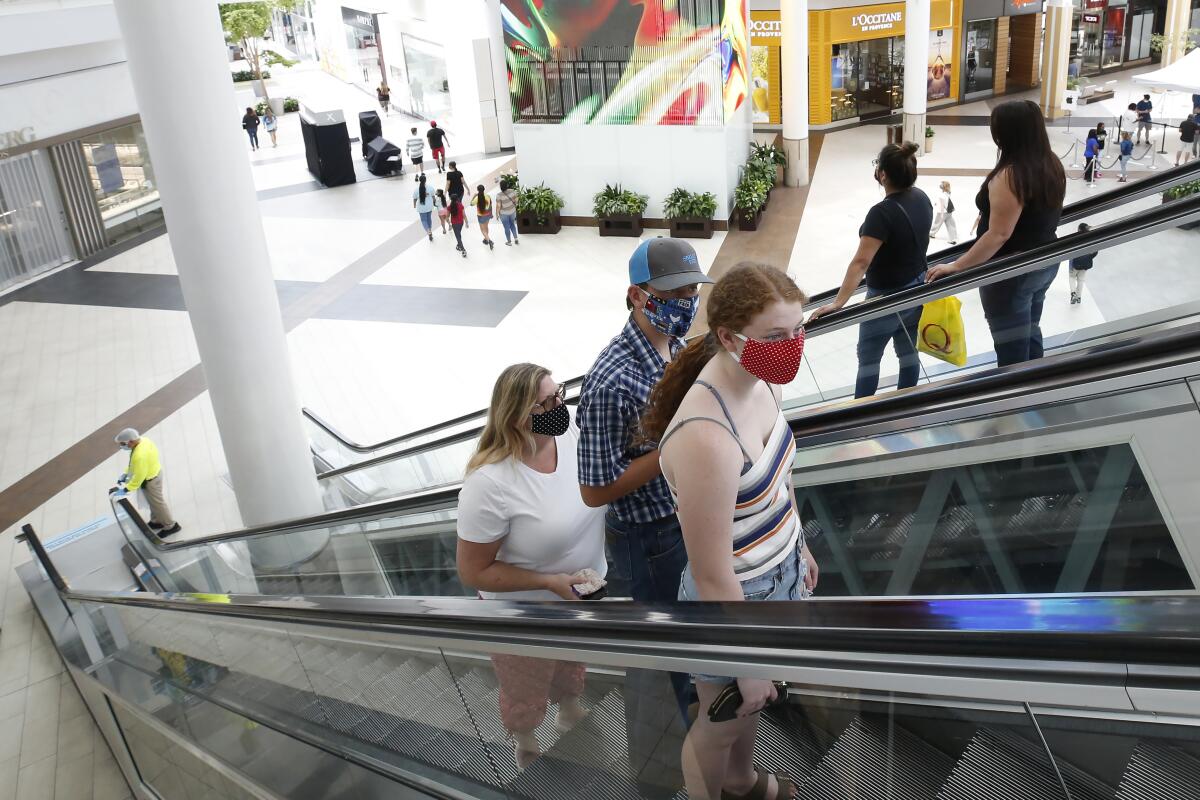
top-left (427, 121), bottom-right (449, 173)
top-left (445, 161), bottom-right (466, 202)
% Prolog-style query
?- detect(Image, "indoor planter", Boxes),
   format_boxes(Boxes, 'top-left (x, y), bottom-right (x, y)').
top-left (593, 184), bottom-right (649, 237)
top-left (516, 183), bottom-right (565, 234)
top-left (743, 158), bottom-right (777, 209)
top-left (924, 125), bottom-right (935, 154)
top-left (734, 177), bottom-right (769, 231)
top-left (663, 188), bottom-right (718, 239)
top-left (749, 142), bottom-right (787, 187)
top-left (1163, 180), bottom-right (1200, 230)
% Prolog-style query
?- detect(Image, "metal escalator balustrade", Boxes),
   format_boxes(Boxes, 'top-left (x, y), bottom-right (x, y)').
top-left (23, 547), bottom-right (1200, 800)
top-left (305, 175), bottom-right (1200, 509)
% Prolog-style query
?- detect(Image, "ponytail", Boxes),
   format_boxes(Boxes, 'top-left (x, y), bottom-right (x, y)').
top-left (641, 333), bottom-right (721, 444)
top-left (475, 186), bottom-right (487, 213)
top-left (418, 177), bottom-right (428, 203)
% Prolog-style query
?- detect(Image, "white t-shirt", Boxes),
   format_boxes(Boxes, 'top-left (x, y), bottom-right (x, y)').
top-left (457, 422), bottom-right (607, 600)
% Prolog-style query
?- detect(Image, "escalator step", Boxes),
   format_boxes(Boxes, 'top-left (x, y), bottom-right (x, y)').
top-left (937, 726), bottom-right (1110, 800)
top-left (1116, 740), bottom-right (1200, 800)
top-left (801, 716), bottom-right (953, 800)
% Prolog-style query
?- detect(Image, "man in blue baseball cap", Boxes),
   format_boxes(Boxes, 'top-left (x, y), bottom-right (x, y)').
top-left (576, 236), bottom-right (711, 752)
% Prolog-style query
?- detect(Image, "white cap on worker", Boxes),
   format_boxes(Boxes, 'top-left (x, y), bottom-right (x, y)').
top-left (115, 428), bottom-right (140, 445)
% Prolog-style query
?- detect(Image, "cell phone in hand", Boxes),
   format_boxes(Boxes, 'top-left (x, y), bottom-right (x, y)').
top-left (707, 680), bottom-right (788, 723)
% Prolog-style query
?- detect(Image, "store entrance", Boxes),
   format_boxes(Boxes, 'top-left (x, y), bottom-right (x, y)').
top-left (831, 36), bottom-right (904, 122)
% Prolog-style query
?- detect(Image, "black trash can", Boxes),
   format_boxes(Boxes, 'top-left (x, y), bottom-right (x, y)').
top-left (358, 111), bottom-right (382, 158)
top-left (366, 137), bottom-right (403, 176)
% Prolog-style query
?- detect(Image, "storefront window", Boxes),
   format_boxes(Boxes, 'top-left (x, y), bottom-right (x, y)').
top-left (80, 123), bottom-right (162, 244)
top-left (1102, 0), bottom-right (1127, 68)
top-left (829, 37), bottom-right (903, 122)
top-left (342, 6), bottom-right (383, 93)
top-left (1125, 3), bottom-right (1155, 61)
top-left (0, 150), bottom-right (73, 291)
top-left (402, 34), bottom-right (452, 124)
top-left (964, 19), bottom-right (997, 96)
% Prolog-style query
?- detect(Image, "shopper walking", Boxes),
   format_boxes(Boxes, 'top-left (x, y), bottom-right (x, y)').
top-left (457, 363), bottom-right (606, 769)
top-left (809, 142), bottom-right (932, 398)
top-left (428, 121), bottom-right (449, 172)
top-left (445, 160), bottom-right (466, 202)
top-left (435, 189), bottom-right (450, 234)
top-left (1118, 131), bottom-right (1133, 182)
top-left (1083, 129), bottom-right (1099, 184)
top-left (241, 107), bottom-right (260, 151)
top-left (1176, 114), bottom-right (1196, 166)
top-left (1069, 223), bottom-right (1097, 305)
top-left (496, 179), bottom-right (520, 246)
top-left (642, 263), bottom-right (816, 800)
top-left (448, 196), bottom-right (468, 257)
top-left (1136, 94), bottom-right (1153, 144)
top-left (578, 238), bottom-right (712, 720)
top-left (413, 175), bottom-right (435, 241)
top-left (1094, 122), bottom-right (1107, 177)
top-left (930, 180), bottom-right (958, 244)
top-left (927, 100), bottom-right (1066, 367)
top-left (406, 127), bottom-right (425, 178)
top-left (474, 185), bottom-right (495, 250)
top-left (262, 110), bottom-right (278, 147)
top-left (111, 428), bottom-right (181, 536)
top-left (376, 82), bottom-right (391, 115)
top-left (410, 78), bottom-right (425, 115)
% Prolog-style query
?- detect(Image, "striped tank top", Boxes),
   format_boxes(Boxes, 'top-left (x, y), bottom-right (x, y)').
top-left (660, 381), bottom-right (801, 581)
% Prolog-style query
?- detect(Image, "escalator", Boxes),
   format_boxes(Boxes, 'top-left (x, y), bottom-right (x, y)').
top-left (303, 161), bottom-right (1200, 509)
top-left (17, 166), bottom-right (1200, 799)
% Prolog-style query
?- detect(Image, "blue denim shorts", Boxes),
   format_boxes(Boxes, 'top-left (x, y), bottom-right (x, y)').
top-left (678, 547), bottom-right (810, 685)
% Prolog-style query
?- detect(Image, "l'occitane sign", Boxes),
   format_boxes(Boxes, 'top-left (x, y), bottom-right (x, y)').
top-left (828, 0), bottom-right (953, 42)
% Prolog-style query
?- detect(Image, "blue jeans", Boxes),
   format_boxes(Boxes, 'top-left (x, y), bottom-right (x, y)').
top-left (605, 511), bottom-right (692, 720)
top-left (418, 211), bottom-right (433, 233)
top-left (979, 264), bottom-right (1059, 367)
top-left (500, 213), bottom-right (518, 243)
top-left (855, 274), bottom-right (925, 399)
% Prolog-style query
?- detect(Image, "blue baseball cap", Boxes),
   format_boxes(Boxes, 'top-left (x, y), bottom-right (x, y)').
top-left (628, 237), bottom-right (713, 292)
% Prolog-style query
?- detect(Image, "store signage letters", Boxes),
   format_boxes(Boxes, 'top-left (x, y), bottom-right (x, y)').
top-left (0, 127), bottom-right (34, 149)
top-left (851, 10), bottom-right (903, 31)
top-left (1083, 13), bottom-right (1100, 23)
top-left (750, 18), bottom-right (782, 37)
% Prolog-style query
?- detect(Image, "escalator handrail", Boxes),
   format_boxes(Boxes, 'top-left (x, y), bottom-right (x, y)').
top-left (312, 191), bottom-right (1200, 483)
top-left (54, 581), bottom-right (1200, 667)
top-left (304, 160), bottom-right (1200, 455)
top-left (113, 296), bottom-right (1200, 556)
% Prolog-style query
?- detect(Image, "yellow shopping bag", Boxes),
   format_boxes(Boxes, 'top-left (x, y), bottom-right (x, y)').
top-left (917, 296), bottom-right (967, 367)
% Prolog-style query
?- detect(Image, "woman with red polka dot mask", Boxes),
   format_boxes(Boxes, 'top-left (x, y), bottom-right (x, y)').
top-left (641, 263), bottom-right (815, 800)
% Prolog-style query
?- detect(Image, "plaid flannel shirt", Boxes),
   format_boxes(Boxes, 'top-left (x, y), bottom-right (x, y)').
top-left (577, 316), bottom-right (684, 523)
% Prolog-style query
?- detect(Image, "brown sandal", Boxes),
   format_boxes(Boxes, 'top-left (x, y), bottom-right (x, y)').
top-left (721, 767), bottom-right (797, 800)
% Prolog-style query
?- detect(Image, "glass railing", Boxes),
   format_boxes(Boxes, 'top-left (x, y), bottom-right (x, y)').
top-left (304, 169), bottom-right (1200, 506)
top-left (54, 587), bottom-right (1200, 800)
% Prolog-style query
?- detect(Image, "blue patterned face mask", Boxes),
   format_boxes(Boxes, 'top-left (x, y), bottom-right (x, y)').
top-left (640, 290), bottom-right (698, 338)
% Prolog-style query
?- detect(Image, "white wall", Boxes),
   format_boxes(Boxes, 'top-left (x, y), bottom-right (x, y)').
top-left (514, 124), bottom-right (748, 220)
top-left (0, 61), bottom-right (136, 142)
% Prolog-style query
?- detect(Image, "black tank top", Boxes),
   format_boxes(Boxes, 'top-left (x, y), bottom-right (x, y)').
top-left (976, 177), bottom-right (1061, 257)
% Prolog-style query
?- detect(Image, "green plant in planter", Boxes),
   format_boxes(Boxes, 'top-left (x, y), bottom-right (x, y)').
top-left (517, 183), bottom-right (565, 224)
top-left (498, 172), bottom-right (520, 190)
top-left (282, 97), bottom-right (300, 113)
top-left (734, 177), bottom-right (769, 215)
top-left (749, 142), bottom-right (787, 167)
top-left (663, 188), bottom-right (718, 220)
top-left (925, 125), bottom-right (936, 139)
top-left (1164, 180), bottom-right (1200, 200)
top-left (232, 69), bottom-right (271, 82)
top-left (593, 184), bottom-right (649, 217)
top-left (744, 158), bottom-right (776, 187)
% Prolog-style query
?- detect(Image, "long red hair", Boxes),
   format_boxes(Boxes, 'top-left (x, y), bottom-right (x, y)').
top-left (641, 263), bottom-right (805, 443)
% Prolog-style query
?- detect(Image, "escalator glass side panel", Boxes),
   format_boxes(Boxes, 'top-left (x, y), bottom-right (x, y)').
top-left (798, 444), bottom-right (1193, 597)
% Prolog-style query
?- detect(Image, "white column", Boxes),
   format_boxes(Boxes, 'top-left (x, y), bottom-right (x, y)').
top-left (781, 0), bottom-right (810, 187)
top-left (487, 0), bottom-right (516, 150)
top-left (1163, 0), bottom-right (1192, 66)
top-left (903, 0), bottom-right (931, 152)
top-left (111, 1), bottom-right (325, 560)
top-left (1039, 0), bottom-right (1073, 119)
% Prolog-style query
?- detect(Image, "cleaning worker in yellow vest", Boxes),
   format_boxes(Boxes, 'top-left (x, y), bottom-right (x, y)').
top-left (111, 428), bottom-right (181, 536)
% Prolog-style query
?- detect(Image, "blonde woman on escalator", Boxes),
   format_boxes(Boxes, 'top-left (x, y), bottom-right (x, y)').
top-left (456, 363), bottom-right (607, 769)
top-left (642, 264), bottom-right (819, 800)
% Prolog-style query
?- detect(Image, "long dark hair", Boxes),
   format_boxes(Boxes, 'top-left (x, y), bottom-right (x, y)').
top-left (475, 185), bottom-right (488, 213)
top-left (418, 175), bottom-right (428, 203)
top-left (641, 264), bottom-right (806, 443)
top-left (449, 197), bottom-right (463, 216)
top-left (988, 100), bottom-right (1065, 210)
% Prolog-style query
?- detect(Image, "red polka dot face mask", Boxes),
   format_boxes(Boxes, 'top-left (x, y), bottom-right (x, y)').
top-left (732, 330), bottom-right (806, 385)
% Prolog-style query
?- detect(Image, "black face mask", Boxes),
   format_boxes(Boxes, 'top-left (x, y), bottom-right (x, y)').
top-left (530, 403), bottom-right (570, 437)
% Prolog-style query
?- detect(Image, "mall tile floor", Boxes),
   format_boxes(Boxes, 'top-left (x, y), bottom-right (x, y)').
top-left (0, 63), bottom-right (1197, 797)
